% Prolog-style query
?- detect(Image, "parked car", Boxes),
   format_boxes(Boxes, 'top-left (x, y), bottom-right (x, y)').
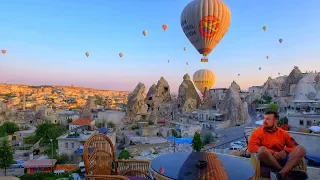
top-left (231, 141), bottom-right (245, 147)
top-left (10, 160), bottom-right (25, 168)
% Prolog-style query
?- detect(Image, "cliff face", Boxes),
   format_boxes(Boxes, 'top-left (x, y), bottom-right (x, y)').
top-left (177, 74), bottom-right (201, 113)
top-left (219, 81), bottom-right (248, 126)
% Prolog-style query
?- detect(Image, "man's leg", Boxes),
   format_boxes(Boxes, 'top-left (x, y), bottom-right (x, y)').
top-left (257, 146), bottom-right (282, 170)
top-left (280, 145), bottom-right (306, 175)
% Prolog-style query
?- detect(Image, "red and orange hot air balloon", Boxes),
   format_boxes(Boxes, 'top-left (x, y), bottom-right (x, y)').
top-left (1, 49), bottom-right (7, 54)
top-left (162, 24), bottom-right (168, 31)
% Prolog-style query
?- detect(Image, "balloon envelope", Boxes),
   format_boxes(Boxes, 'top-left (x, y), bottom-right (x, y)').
top-left (193, 69), bottom-right (216, 95)
top-left (279, 38), bottom-right (283, 43)
top-left (180, 0), bottom-right (231, 57)
top-left (266, 56), bottom-right (269, 59)
top-left (85, 52), bottom-right (90, 57)
top-left (119, 53), bottom-right (124, 57)
top-left (1, 49), bottom-right (6, 54)
top-left (263, 26), bottom-right (267, 31)
top-left (162, 24), bottom-right (168, 31)
top-left (143, 30), bottom-right (147, 36)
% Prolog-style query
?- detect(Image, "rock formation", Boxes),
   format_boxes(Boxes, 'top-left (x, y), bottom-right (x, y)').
top-left (145, 77), bottom-right (171, 114)
top-left (177, 74), bottom-right (201, 113)
top-left (219, 81), bottom-right (248, 126)
top-left (262, 76), bottom-right (287, 97)
top-left (201, 87), bottom-right (211, 110)
top-left (282, 68), bottom-right (304, 96)
top-left (122, 82), bottom-right (148, 124)
top-left (80, 96), bottom-right (96, 118)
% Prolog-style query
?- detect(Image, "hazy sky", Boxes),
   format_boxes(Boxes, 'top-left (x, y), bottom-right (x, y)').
top-left (0, 0), bottom-right (319, 92)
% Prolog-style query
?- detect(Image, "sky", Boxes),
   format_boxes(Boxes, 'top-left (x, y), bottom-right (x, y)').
top-left (0, 0), bottom-right (320, 92)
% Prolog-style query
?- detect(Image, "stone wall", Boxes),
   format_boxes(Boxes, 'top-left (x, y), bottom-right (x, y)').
top-left (139, 126), bottom-right (159, 137)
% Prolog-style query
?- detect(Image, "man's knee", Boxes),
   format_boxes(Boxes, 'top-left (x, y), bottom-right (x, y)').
top-left (257, 146), bottom-right (269, 158)
top-left (293, 145), bottom-right (306, 157)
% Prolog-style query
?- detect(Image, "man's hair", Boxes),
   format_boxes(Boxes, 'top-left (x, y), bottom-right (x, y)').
top-left (264, 110), bottom-right (279, 120)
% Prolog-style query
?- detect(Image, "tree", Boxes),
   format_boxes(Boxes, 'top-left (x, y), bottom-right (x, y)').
top-left (1, 122), bottom-right (19, 135)
top-left (192, 132), bottom-right (204, 152)
top-left (267, 104), bottom-right (279, 112)
top-left (107, 122), bottom-right (115, 129)
top-left (262, 95), bottom-right (272, 104)
top-left (0, 138), bottom-right (15, 176)
top-left (202, 133), bottom-right (215, 145)
top-left (278, 117), bottom-right (289, 127)
top-left (118, 150), bottom-right (132, 160)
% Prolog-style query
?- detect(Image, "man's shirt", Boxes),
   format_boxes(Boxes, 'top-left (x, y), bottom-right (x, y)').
top-left (248, 126), bottom-right (298, 154)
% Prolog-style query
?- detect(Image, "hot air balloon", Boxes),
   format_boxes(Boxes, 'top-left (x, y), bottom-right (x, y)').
top-left (142, 30), bottom-right (148, 36)
top-left (85, 52), bottom-right (90, 57)
top-left (162, 24), bottom-right (168, 31)
top-left (1, 50), bottom-right (7, 54)
top-left (186, 62), bottom-right (189, 65)
top-left (184, 47), bottom-right (187, 51)
top-left (193, 69), bottom-right (216, 95)
top-left (119, 53), bottom-right (124, 58)
top-left (266, 56), bottom-right (269, 59)
top-left (294, 66), bottom-right (299, 70)
top-left (238, 74), bottom-right (240, 76)
top-left (259, 67), bottom-right (261, 71)
top-left (278, 72), bottom-right (280, 75)
top-left (279, 38), bottom-right (283, 43)
top-left (263, 26), bottom-right (267, 31)
top-left (168, 60), bottom-right (170, 63)
top-left (180, 0), bottom-right (231, 62)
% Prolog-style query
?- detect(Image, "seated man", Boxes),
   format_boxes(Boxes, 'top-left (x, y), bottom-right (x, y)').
top-left (248, 110), bottom-right (308, 180)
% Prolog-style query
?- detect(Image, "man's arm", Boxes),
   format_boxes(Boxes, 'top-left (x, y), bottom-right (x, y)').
top-left (248, 131), bottom-right (261, 153)
top-left (248, 130), bottom-right (275, 154)
top-left (284, 132), bottom-right (298, 153)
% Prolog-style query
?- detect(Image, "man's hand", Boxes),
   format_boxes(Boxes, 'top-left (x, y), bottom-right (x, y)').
top-left (273, 150), bottom-right (287, 160)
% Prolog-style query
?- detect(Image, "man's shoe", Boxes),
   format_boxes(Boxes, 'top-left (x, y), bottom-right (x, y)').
top-left (270, 172), bottom-right (283, 180)
top-left (289, 170), bottom-right (308, 180)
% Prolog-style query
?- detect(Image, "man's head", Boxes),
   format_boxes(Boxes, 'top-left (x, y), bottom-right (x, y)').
top-left (263, 110), bottom-right (279, 129)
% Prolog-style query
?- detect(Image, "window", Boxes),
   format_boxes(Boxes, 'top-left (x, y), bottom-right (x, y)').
top-left (65, 142), bottom-right (68, 149)
top-left (71, 143), bottom-right (74, 148)
top-left (306, 120), bottom-right (311, 126)
top-left (299, 120), bottom-right (304, 126)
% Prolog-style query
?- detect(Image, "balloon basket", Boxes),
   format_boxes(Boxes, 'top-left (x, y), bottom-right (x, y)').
top-left (201, 57), bottom-right (208, 62)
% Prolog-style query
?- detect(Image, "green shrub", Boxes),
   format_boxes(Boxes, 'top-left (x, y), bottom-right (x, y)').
top-left (118, 150), bottom-right (132, 160)
top-left (202, 133), bottom-right (215, 145)
top-left (131, 125), bottom-right (139, 130)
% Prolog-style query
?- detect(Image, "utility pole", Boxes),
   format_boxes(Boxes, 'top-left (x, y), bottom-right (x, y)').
top-left (50, 139), bottom-right (53, 172)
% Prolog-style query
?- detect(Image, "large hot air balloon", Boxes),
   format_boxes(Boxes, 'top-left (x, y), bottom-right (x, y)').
top-left (181, 0), bottom-right (231, 62)
top-left (263, 26), bottom-right (267, 31)
top-left (279, 38), bottom-right (283, 43)
top-left (162, 24), bottom-right (168, 31)
top-left (119, 53), bottom-right (124, 58)
top-left (193, 69), bottom-right (216, 95)
top-left (184, 47), bottom-right (187, 51)
top-left (142, 30), bottom-right (148, 36)
top-left (1, 50), bottom-right (6, 54)
top-left (259, 67), bottom-right (261, 71)
top-left (186, 62), bottom-right (189, 65)
top-left (266, 56), bottom-right (269, 59)
top-left (85, 52), bottom-right (90, 57)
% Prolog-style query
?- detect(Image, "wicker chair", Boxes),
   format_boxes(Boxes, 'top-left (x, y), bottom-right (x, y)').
top-left (86, 175), bottom-right (130, 180)
top-left (83, 134), bottom-right (151, 179)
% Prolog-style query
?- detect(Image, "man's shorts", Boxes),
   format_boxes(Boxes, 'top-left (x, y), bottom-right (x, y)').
top-left (260, 154), bottom-right (289, 168)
